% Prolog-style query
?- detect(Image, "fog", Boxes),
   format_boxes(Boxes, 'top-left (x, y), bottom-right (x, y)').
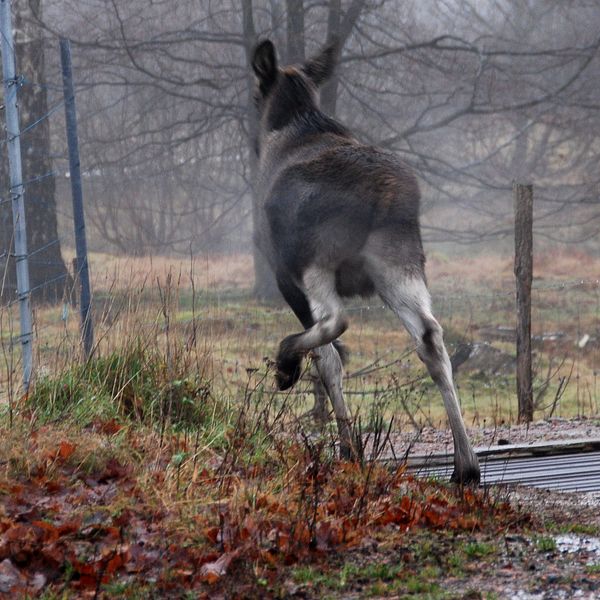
top-left (3, 0), bottom-right (600, 299)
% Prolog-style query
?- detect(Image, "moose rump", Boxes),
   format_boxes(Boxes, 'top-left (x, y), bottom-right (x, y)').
top-left (252, 39), bottom-right (480, 484)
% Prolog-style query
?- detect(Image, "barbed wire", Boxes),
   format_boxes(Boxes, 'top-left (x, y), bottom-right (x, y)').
top-left (1, 45), bottom-right (599, 403)
top-left (1, 46), bottom-right (72, 356)
top-left (341, 279), bottom-right (600, 313)
top-left (19, 99), bottom-right (65, 137)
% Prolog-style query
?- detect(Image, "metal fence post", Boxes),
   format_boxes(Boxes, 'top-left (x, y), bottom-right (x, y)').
top-left (514, 182), bottom-right (534, 422)
top-left (60, 38), bottom-right (94, 358)
top-left (0, 0), bottom-right (33, 390)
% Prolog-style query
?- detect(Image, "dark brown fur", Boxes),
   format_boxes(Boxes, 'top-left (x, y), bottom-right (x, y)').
top-left (252, 39), bottom-right (425, 386)
top-left (250, 39), bottom-right (480, 482)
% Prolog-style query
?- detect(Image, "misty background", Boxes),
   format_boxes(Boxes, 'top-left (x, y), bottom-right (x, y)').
top-left (1, 0), bottom-right (599, 303)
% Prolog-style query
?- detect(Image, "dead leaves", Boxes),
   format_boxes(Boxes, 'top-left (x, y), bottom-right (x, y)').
top-left (0, 434), bottom-right (139, 597)
top-left (189, 463), bottom-right (523, 589)
top-left (199, 550), bottom-right (240, 584)
top-left (57, 440), bottom-right (76, 461)
top-left (0, 427), bottom-right (528, 597)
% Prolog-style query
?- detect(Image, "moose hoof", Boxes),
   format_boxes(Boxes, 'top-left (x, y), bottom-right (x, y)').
top-left (276, 336), bottom-right (305, 390)
top-left (450, 463), bottom-right (481, 486)
top-left (275, 353), bottom-right (303, 390)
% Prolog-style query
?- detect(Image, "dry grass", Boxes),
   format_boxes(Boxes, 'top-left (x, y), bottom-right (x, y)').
top-left (81, 251), bottom-right (254, 292)
top-left (1, 249), bottom-right (599, 427)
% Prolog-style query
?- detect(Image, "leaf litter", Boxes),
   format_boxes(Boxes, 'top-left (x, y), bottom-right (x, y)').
top-left (0, 419), bottom-right (537, 598)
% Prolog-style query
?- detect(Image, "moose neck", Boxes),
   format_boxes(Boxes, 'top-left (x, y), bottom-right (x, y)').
top-left (264, 93), bottom-right (349, 143)
top-left (265, 73), bottom-right (319, 132)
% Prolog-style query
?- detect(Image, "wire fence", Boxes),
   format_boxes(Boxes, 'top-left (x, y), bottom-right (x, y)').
top-left (1, 6), bottom-right (92, 393)
top-left (0, 0), bottom-right (598, 431)
top-left (13, 263), bottom-right (591, 428)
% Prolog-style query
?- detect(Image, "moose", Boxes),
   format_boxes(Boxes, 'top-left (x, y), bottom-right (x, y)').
top-left (251, 39), bottom-right (480, 484)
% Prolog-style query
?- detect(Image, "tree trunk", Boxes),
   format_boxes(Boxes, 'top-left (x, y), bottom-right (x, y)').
top-left (251, 0), bottom-right (308, 301)
top-left (321, 0), bottom-right (365, 116)
top-left (320, 0), bottom-right (341, 115)
top-left (286, 0), bottom-right (305, 63)
top-left (6, 1), bottom-right (71, 304)
top-left (242, 0), bottom-right (281, 301)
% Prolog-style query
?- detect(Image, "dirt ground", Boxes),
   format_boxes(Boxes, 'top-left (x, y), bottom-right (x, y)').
top-left (393, 417), bottom-right (600, 457)
top-left (277, 486), bottom-right (600, 600)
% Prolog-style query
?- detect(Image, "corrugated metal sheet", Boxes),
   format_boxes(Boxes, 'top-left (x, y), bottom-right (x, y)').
top-left (407, 439), bottom-right (600, 492)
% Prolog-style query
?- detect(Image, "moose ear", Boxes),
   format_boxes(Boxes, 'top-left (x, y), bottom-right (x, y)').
top-left (252, 39), bottom-right (278, 92)
top-left (302, 38), bottom-right (339, 86)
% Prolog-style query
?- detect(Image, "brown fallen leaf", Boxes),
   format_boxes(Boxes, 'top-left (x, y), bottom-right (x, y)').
top-left (199, 549), bottom-right (239, 584)
top-left (92, 418), bottom-right (123, 435)
top-left (58, 441), bottom-right (76, 460)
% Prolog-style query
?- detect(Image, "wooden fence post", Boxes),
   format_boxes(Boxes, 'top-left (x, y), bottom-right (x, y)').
top-left (514, 183), bottom-right (534, 422)
top-left (60, 38), bottom-right (94, 358)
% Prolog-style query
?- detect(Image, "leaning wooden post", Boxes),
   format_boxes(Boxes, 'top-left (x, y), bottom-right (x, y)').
top-left (513, 183), bottom-right (534, 422)
top-left (60, 38), bottom-right (94, 358)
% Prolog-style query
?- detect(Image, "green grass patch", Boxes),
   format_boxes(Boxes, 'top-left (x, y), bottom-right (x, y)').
top-left (544, 522), bottom-right (600, 536)
top-left (25, 343), bottom-right (216, 431)
top-left (463, 541), bottom-right (497, 558)
top-left (536, 536), bottom-right (558, 552)
top-left (585, 564), bottom-right (600, 575)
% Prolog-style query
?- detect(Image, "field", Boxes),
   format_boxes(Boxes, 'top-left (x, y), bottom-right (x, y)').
top-left (0, 250), bottom-right (599, 598)
top-left (9, 249), bottom-right (597, 426)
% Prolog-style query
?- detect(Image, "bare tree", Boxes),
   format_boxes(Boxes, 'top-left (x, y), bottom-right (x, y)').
top-left (25, 0), bottom-right (600, 292)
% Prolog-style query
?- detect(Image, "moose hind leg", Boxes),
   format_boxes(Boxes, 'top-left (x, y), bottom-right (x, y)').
top-left (276, 267), bottom-right (347, 390)
top-left (380, 276), bottom-right (480, 484)
top-left (312, 343), bottom-right (354, 459)
top-left (276, 270), bottom-right (349, 430)
top-left (275, 272), bottom-right (314, 390)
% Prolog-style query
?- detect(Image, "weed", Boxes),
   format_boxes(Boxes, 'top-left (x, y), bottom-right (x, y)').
top-left (585, 564), bottom-right (600, 575)
top-left (536, 536), bottom-right (557, 552)
top-left (545, 521), bottom-right (600, 536)
top-left (448, 551), bottom-right (465, 575)
top-left (463, 541), bottom-right (497, 558)
top-left (25, 343), bottom-right (215, 432)
top-left (292, 565), bottom-right (337, 589)
top-left (340, 561), bottom-right (403, 584)
top-left (404, 574), bottom-right (442, 594)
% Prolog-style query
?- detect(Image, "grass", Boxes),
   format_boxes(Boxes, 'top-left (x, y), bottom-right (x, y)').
top-left (536, 536), bottom-right (558, 552)
top-left (0, 252), bottom-right (598, 600)
top-left (3, 250), bottom-right (599, 430)
top-left (292, 557), bottom-right (444, 597)
top-left (585, 565), bottom-right (600, 575)
top-left (0, 370), bottom-right (530, 597)
top-left (26, 344), bottom-right (215, 431)
top-left (289, 532), bottom-right (509, 598)
top-left (543, 521), bottom-right (600, 536)
top-left (463, 540), bottom-right (498, 558)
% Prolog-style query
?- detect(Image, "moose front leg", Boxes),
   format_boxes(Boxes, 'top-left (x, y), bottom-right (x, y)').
top-left (305, 339), bottom-right (349, 424)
